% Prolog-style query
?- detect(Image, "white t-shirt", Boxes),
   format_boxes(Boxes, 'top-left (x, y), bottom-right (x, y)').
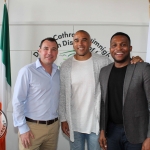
top-left (71, 56), bottom-right (97, 134)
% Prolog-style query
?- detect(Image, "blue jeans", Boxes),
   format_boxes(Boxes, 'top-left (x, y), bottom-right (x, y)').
top-left (107, 122), bottom-right (142, 150)
top-left (70, 132), bottom-right (101, 150)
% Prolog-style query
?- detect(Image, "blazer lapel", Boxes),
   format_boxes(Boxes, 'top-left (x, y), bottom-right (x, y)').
top-left (123, 64), bottom-right (135, 105)
top-left (103, 63), bottom-right (114, 101)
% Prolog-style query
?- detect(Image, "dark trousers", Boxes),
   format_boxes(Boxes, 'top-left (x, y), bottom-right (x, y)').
top-left (107, 122), bottom-right (142, 150)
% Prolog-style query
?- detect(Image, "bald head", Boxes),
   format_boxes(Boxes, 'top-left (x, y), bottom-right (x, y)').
top-left (74, 30), bottom-right (91, 40)
top-left (73, 30), bottom-right (92, 60)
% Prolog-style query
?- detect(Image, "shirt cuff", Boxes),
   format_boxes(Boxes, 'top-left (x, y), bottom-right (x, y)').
top-left (18, 123), bottom-right (30, 134)
top-left (59, 115), bottom-right (66, 122)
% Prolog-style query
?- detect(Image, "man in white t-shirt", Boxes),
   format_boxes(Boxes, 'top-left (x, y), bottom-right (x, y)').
top-left (59, 30), bottom-right (142, 150)
top-left (59, 30), bottom-right (111, 150)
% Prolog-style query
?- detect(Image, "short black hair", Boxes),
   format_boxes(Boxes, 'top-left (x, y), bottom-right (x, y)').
top-left (110, 32), bottom-right (131, 45)
top-left (39, 37), bottom-right (58, 48)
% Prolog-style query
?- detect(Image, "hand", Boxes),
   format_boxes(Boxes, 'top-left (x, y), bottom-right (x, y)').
top-left (131, 56), bottom-right (143, 64)
top-left (142, 138), bottom-right (150, 150)
top-left (20, 130), bottom-right (34, 149)
top-left (61, 121), bottom-right (70, 137)
top-left (99, 130), bottom-right (107, 150)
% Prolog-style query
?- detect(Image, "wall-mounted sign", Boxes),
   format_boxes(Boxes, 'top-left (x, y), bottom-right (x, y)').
top-left (33, 31), bottom-right (110, 67)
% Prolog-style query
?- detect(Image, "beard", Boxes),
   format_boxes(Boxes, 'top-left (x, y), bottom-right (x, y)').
top-left (113, 54), bottom-right (130, 64)
top-left (75, 50), bottom-right (90, 57)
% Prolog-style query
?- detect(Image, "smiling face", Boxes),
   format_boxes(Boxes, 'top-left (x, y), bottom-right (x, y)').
top-left (38, 40), bottom-right (58, 67)
top-left (73, 31), bottom-right (92, 60)
top-left (110, 35), bottom-right (132, 67)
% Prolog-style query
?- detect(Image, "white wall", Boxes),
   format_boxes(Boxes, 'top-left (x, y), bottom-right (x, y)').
top-left (8, 0), bottom-right (149, 23)
top-left (0, 0), bottom-right (149, 150)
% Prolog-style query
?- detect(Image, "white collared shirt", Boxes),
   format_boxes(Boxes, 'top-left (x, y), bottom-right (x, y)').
top-left (12, 59), bottom-right (60, 134)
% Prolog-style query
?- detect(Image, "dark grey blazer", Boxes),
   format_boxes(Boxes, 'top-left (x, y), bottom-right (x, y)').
top-left (100, 62), bottom-right (150, 144)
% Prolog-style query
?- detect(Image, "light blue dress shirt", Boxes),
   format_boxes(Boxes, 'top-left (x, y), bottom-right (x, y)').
top-left (12, 59), bottom-right (60, 134)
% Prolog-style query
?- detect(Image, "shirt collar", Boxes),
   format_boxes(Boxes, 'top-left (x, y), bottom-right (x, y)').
top-left (36, 58), bottom-right (58, 70)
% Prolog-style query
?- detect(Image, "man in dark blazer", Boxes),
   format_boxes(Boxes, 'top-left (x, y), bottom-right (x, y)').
top-left (99, 32), bottom-right (150, 150)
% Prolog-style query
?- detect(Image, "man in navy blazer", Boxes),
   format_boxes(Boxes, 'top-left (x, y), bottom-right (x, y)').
top-left (99, 32), bottom-right (150, 150)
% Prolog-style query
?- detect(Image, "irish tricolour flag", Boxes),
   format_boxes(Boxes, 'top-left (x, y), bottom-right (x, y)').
top-left (0, 3), bottom-right (11, 150)
top-left (0, 3), bottom-right (11, 113)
